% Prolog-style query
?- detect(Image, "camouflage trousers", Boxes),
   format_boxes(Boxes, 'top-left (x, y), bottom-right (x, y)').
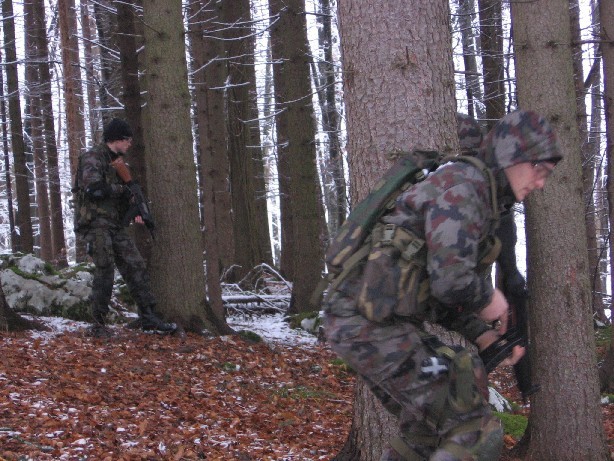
top-left (323, 293), bottom-right (503, 461)
top-left (83, 227), bottom-right (156, 322)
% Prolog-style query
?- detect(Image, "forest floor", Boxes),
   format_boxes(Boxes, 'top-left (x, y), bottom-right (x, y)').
top-left (0, 315), bottom-right (612, 461)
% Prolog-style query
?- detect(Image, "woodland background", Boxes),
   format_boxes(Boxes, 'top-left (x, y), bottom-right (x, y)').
top-left (0, 0), bottom-right (613, 459)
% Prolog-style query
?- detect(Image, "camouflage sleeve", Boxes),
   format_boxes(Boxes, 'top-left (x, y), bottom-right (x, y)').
top-left (425, 181), bottom-right (494, 315)
top-left (80, 149), bottom-right (126, 200)
top-left (80, 149), bottom-right (106, 190)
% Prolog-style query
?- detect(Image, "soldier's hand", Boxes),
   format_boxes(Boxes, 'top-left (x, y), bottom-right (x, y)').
top-left (134, 215), bottom-right (144, 225)
top-left (475, 329), bottom-right (526, 368)
top-left (478, 288), bottom-right (509, 332)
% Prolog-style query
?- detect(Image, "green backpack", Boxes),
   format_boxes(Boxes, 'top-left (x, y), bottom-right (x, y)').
top-left (313, 150), bottom-right (499, 324)
top-left (310, 150), bottom-right (440, 309)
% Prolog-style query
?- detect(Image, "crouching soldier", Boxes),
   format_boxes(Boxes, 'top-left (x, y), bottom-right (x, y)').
top-left (73, 118), bottom-right (176, 338)
top-left (323, 110), bottom-right (562, 460)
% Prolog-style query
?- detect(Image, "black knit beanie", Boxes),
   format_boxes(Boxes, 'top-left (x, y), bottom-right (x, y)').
top-left (103, 118), bottom-right (133, 143)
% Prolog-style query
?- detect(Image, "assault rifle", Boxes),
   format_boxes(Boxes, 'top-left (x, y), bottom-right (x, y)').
top-left (110, 157), bottom-right (156, 238)
top-left (479, 291), bottom-right (541, 402)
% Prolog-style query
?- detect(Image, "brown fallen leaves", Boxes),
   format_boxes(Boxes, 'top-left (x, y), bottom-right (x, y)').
top-left (1, 327), bottom-right (612, 460)
top-left (0, 329), bottom-right (354, 460)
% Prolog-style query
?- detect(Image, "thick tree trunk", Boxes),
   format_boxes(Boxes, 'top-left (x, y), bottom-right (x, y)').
top-left (512, 0), bottom-right (610, 458)
top-left (142, 0), bottom-right (231, 335)
top-left (334, 0), bottom-right (459, 458)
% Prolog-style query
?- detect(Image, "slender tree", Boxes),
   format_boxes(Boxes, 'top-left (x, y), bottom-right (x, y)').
top-left (477, 0), bottom-right (505, 131)
top-left (80, 0), bottom-right (100, 137)
top-left (30, 0), bottom-right (68, 266)
top-left (511, 0), bottom-right (609, 458)
top-left (313, 0), bottom-right (346, 237)
top-left (22, 0), bottom-right (52, 260)
top-left (601, 0), bottom-right (614, 393)
top-left (333, 0), bottom-right (459, 458)
top-left (457, 0), bottom-right (484, 120)
top-left (0, 46), bottom-right (17, 252)
top-left (114, 0), bottom-right (154, 263)
top-left (2, 0), bottom-right (34, 253)
top-left (141, 0), bottom-right (231, 334)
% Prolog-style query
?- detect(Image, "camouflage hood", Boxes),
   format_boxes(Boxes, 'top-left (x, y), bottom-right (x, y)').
top-left (478, 109), bottom-right (561, 172)
top-left (476, 109), bottom-right (562, 206)
top-left (456, 113), bottom-right (484, 155)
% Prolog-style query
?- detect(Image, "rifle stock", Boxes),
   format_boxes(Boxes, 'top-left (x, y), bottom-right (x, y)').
top-left (110, 157), bottom-right (156, 238)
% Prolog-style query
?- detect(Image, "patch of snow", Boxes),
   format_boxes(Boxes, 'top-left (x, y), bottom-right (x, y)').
top-left (228, 312), bottom-right (318, 346)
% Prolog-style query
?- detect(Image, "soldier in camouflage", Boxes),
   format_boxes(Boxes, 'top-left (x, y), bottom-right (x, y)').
top-left (323, 110), bottom-right (562, 460)
top-left (74, 118), bottom-right (176, 338)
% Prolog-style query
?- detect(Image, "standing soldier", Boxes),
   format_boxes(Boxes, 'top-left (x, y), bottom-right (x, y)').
top-left (74, 118), bottom-right (176, 337)
top-left (323, 110), bottom-right (562, 460)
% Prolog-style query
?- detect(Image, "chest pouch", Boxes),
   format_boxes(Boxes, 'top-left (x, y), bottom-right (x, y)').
top-left (356, 223), bottom-right (430, 323)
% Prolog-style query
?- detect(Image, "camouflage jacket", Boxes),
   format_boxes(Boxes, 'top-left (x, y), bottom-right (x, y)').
top-left (383, 159), bottom-right (505, 316)
top-left (73, 144), bottom-right (129, 232)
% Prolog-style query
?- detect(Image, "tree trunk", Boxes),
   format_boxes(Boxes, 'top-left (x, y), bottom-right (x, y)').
top-left (141, 0), bottom-right (231, 335)
top-left (186, 0), bottom-right (230, 324)
top-left (570, 0), bottom-right (606, 321)
top-left (0, 47), bottom-right (17, 252)
top-left (0, 282), bottom-right (42, 332)
top-left (477, 0), bottom-right (505, 131)
top-left (222, 0), bottom-right (272, 284)
top-left (115, 0), bottom-right (154, 265)
top-left (23, 0), bottom-right (52, 261)
top-left (314, 0), bottom-right (346, 237)
top-left (93, 0), bottom-right (122, 118)
top-left (334, 0), bottom-right (458, 458)
top-left (30, 0), bottom-right (68, 267)
top-left (58, 0), bottom-right (87, 263)
top-left (511, 0), bottom-right (610, 458)
top-left (458, 0), bottom-right (484, 120)
top-left (2, 0), bottom-right (34, 254)
top-left (270, 0), bottom-right (325, 313)
top-left (80, 0), bottom-right (100, 138)
top-left (601, 0), bottom-right (614, 394)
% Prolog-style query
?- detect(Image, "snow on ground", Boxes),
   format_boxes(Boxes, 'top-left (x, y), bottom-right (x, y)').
top-left (23, 313), bottom-right (318, 347)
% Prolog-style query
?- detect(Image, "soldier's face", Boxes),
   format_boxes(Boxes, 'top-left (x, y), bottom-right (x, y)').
top-left (505, 161), bottom-right (556, 201)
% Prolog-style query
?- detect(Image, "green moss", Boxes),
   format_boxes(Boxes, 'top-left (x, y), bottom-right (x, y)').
top-left (329, 357), bottom-right (355, 375)
top-left (49, 301), bottom-right (91, 321)
top-left (494, 412), bottom-right (528, 439)
top-left (287, 310), bottom-right (320, 329)
top-left (238, 330), bottom-right (262, 343)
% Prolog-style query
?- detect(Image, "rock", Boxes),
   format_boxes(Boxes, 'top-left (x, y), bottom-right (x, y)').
top-left (488, 387), bottom-right (513, 412)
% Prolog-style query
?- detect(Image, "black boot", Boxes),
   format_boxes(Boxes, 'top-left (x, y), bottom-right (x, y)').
top-left (87, 312), bottom-right (113, 338)
top-left (139, 306), bottom-right (176, 334)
